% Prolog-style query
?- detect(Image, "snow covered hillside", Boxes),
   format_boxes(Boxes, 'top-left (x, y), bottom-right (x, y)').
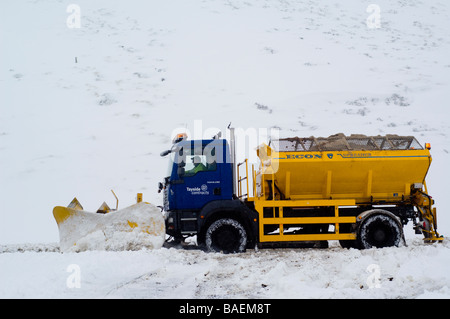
top-left (1, 0), bottom-right (450, 299)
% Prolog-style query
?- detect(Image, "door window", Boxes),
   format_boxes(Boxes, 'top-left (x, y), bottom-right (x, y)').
top-left (184, 148), bottom-right (217, 177)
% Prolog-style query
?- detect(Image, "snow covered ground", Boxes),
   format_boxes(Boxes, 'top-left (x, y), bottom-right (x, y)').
top-left (1, 0), bottom-right (450, 298)
top-left (1, 239), bottom-right (450, 299)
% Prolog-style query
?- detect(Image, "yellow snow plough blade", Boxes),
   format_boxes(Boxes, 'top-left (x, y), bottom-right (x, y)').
top-left (53, 194), bottom-right (165, 252)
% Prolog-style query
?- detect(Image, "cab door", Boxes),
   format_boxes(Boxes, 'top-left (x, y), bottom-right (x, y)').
top-left (170, 139), bottom-right (232, 211)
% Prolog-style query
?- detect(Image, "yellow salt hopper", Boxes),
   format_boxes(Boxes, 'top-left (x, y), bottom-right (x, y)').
top-left (238, 134), bottom-right (442, 246)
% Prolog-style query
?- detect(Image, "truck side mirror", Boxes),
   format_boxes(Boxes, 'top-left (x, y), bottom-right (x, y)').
top-left (160, 149), bottom-right (171, 157)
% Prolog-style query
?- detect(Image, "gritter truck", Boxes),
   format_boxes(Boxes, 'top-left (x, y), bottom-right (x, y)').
top-left (160, 128), bottom-right (443, 253)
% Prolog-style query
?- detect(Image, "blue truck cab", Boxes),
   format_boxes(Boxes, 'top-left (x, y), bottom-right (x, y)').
top-left (160, 133), bottom-right (258, 252)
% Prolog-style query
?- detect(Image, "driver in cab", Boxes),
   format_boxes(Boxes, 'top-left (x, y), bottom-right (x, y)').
top-left (188, 156), bottom-right (207, 175)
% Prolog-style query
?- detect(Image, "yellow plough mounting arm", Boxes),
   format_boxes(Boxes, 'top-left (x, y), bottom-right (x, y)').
top-left (53, 191), bottom-right (165, 252)
top-left (411, 184), bottom-right (443, 242)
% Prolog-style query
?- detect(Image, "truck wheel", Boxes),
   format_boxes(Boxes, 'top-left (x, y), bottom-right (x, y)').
top-left (205, 218), bottom-right (247, 253)
top-left (357, 213), bottom-right (403, 249)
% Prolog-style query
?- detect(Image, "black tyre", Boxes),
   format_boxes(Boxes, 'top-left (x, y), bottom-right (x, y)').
top-left (205, 218), bottom-right (247, 253)
top-left (357, 213), bottom-right (403, 249)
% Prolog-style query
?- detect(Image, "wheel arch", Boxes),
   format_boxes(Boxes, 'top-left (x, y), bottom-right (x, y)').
top-left (356, 208), bottom-right (403, 229)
